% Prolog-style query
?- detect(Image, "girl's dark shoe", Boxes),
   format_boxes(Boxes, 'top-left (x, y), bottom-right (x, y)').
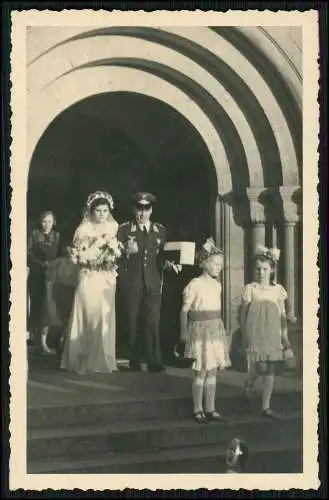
top-left (262, 408), bottom-right (282, 420)
top-left (205, 411), bottom-right (227, 423)
top-left (193, 411), bottom-right (209, 424)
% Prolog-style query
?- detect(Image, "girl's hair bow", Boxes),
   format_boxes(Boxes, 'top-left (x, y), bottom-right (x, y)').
top-left (255, 244), bottom-right (281, 262)
top-left (196, 237), bottom-right (224, 265)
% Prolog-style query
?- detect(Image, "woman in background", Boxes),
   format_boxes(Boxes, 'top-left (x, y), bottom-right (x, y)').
top-left (27, 210), bottom-right (61, 353)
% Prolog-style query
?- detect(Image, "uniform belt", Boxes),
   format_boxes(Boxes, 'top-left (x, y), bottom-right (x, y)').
top-left (188, 310), bottom-right (221, 321)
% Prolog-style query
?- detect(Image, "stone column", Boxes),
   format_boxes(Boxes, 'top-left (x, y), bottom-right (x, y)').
top-left (246, 188), bottom-right (266, 280)
top-left (272, 225), bottom-right (278, 247)
top-left (279, 186), bottom-right (300, 322)
top-left (215, 195), bottom-right (224, 249)
top-left (215, 194), bottom-right (230, 332)
top-left (223, 200), bottom-right (232, 334)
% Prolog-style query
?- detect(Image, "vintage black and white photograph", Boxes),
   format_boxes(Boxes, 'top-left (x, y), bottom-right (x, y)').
top-left (9, 9), bottom-right (319, 491)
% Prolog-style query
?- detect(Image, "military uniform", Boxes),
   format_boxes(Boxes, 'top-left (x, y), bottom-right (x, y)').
top-left (117, 193), bottom-right (167, 371)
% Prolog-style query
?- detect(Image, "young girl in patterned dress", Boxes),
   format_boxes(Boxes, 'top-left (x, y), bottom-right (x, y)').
top-left (180, 238), bottom-right (231, 424)
top-left (240, 244), bottom-right (292, 420)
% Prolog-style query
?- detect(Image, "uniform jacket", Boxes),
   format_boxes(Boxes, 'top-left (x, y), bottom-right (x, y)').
top-left (117, 220), bottom-right (167, 292)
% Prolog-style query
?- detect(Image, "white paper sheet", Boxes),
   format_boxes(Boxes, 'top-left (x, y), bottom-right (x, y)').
top-left (164, 241), bottom-right (195, 265)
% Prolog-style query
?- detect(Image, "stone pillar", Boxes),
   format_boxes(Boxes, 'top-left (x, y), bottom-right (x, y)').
top-left (215, 194), bottom-right (230, 332)
top-left (246, 188), bottom-right (266, 280)
top-left (279, 186), bottom-right (300, 322)
top-left (272, 225), bottom-right (278, 247)
top-left (215, 195), bottom-right (224, 249)
top-left (223, 201), bottom-right (231, 334)
top-left (251, 224), bottom-right (266, 252)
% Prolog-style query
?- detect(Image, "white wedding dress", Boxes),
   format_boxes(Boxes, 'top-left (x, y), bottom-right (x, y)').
top-left (60, 220), bottom-right (119, 374)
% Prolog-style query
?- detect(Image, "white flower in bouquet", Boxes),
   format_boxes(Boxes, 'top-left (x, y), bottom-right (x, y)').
top-left (85, 245), bottom-right (102, 262)
top-left (70, 234), bottom-right (122, 272)
top-left (109, 239), bottom-right (123, 258)
top-left (70, 247), bottom-right (79, 264)
top-left (101, 233), bottom-right (113, 244)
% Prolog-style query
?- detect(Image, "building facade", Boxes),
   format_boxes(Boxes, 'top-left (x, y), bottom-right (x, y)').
top-left (26, 26), bottom-right (302, 335)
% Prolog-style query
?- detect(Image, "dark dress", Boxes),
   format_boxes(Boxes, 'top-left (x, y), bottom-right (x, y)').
top-left (27, 228), bottom-right (60, 332)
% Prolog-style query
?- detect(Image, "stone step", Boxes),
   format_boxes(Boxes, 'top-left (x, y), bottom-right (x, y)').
top-left (28, 440), bottom-right (302, 474)
top-left (28, 390), bottom-right (302, 430)
top-left (28, 411), bottom-right (301, 462)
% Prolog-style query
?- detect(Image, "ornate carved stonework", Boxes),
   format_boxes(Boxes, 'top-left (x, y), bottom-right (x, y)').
top-left (279, 186), bottom-right (300, 223)
top-left (283, 203), bottom-right (299, 223)
top-left (250, 202), bottom-right (266, 224)
top-left (246, 188), bottom-right (266, 224)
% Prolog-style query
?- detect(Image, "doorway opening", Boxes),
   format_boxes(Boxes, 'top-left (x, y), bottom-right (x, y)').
top-left (28, 91), bottom-right (218, 361)
top-left (28, 91), bottom-right (217, 245)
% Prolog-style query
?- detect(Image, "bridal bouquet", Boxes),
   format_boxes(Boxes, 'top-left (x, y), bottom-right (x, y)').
top-left (70, 234), bottom-right (123, 275)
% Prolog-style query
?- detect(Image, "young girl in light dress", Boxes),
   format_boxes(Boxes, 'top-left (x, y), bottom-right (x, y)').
top-left (180, 238), bottom-right (231, 424)
top-left (240, 244), bottom-right (292, 420)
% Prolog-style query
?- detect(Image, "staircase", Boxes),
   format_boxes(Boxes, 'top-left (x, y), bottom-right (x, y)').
top-left (27, 388), bottom-right (302, 474)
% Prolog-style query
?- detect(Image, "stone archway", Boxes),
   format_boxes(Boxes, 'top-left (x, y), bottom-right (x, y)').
top-left (26, 25), bottom-right (303, 329)
top-left (27, 26), bottom-right (302, 188)
top-left (27, 66), bottom-right (232, 195)
top-left (28, 90), bottom-right (217, 246)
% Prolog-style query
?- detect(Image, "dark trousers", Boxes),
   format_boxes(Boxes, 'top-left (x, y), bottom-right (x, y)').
top-left (119, 286), bottom-right (162, 368)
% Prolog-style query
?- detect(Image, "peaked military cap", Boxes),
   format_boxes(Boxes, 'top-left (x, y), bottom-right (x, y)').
top-left (132, 192), bottom-right (157, 207)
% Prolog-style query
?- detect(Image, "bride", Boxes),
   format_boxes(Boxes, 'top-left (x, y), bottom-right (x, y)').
top-left (60, 191), bottom-right (121, 375)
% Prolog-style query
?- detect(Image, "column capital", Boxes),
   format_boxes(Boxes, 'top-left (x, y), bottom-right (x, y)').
top-left (246, 187), bottom-right (267, 202)
top-left (279, 186), bottom-right (301, 223)
top-left (279, 185), bottom-right (301, 200)
top-left (246, 187), bottom-right (266, 224)
top-left (217, 191), bottom-right (234, 204)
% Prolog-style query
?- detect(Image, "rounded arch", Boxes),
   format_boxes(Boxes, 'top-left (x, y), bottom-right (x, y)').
top-left (28, 35), bottom-right (262, 187)
top-left (162, 26), bottom-right (300, 185)
top-left (229, 26), bottom-right (302, 109)
top-left (27, 66), bottom-right (232, 194)
top-left (28, 91), bottom-right (218, 244)
top-left (26, 25), bottom-right (302, 188)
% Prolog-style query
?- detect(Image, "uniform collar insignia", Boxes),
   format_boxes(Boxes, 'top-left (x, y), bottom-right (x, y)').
top-left (153, 223), bottom-right (159, 233)
top-left (131, 222), bottom-right (137, 233)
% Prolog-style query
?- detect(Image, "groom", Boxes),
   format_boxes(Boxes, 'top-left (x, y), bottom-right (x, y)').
top-left (117, 192), bottom-right (178, 372)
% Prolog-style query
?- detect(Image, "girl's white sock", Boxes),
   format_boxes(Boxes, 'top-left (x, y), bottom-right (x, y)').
top-left (192, 371), bottom-right (206, 413)
top-left (262, 374), bottom-right (275, 410)
top-left (204, 370), bottom-right (217, 413)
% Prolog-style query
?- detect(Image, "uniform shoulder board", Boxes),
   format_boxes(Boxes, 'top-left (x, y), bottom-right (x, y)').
top-left (119, 222), bottom-right (130, 228)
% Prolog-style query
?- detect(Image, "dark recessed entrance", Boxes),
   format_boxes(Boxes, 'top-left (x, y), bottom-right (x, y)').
top-left (28, 92), bottom-right (217, 247)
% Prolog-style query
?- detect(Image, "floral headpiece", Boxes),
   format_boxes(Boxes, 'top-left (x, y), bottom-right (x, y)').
top-left (82, 191), bottom-right (114, 222)
top-left (196, 237), bottom-right (224, 265)
top-left (254, 244), bottom-right (280, 263)
top-left (86, 191), bottom-right (114, 210)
